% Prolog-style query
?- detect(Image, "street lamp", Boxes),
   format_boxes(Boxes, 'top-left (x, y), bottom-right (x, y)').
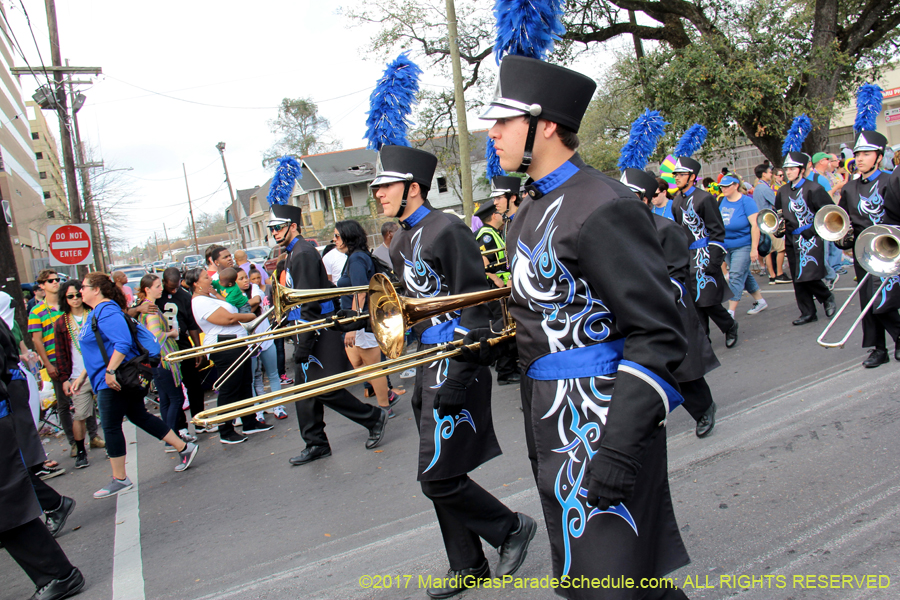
top-left (216, 142), bottom-right (247, 248)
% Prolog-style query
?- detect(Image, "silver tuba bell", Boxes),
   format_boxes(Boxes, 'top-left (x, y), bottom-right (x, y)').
top-left (757, 208), bottom-right (783, 236)
top-left (813, 205), bottom-right (852, 242)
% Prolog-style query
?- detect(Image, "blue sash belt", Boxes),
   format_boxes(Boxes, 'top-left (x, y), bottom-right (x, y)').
top-left (420, 318), bottom-right (463, 345)
top-left (287, 299), bottom-right (334, 322)
top-left (689, 237), bottom-right (709, 250)
top-left (0, 399), bottom-right (8, 418)
top-left (792, 223), bottom-right (812, 236)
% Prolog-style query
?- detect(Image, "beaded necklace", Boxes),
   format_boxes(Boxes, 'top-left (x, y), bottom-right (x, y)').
top-left (67, 310), bottom-right (87, 354)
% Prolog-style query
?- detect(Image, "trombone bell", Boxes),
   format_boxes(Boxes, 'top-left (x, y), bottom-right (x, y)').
top-left (814, 205), bottom-right (851, 242)
top-left (856, 225), bottom-right (900, 278)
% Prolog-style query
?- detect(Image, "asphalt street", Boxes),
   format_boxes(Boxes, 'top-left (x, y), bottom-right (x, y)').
top-left (3, 276), bottom-right (900, 600)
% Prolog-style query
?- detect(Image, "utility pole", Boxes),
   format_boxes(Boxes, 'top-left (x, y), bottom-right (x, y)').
top-left (153, 232), bottom-right (160, 260)
top-left (98, 209), bottom-right (112, 267)
top-left (215, 143), bottom-right (247, 248)
top-left (444, 0), bottom-right (474, 225)
top-left (163, 222), bottom-right (172, 259)
top-left (45, 0), bottom-right (87, 277)
top-left (182, 163), bottom-right (200, 254)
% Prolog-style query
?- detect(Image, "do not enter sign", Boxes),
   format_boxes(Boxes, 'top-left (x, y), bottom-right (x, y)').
top-left (47, 224), bottom-right (93, 266)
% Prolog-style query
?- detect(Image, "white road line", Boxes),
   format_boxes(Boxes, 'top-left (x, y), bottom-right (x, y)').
top-left (112, 421), bottom-right (145, 600)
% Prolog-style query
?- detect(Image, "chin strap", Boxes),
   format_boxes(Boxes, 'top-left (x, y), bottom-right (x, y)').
top-left (516, 115), bottom-right (541, 173)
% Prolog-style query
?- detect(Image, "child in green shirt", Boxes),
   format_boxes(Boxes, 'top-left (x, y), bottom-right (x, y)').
top-left (213, 268), bottom-right (251, 313)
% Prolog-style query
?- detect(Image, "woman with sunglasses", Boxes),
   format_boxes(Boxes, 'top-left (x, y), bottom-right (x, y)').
top-left (718, 174), bottom-right (768, 317)
top-left (80, 273), bottom-right (199, 499)
top-left (52, 281), bottom-right (98, 469)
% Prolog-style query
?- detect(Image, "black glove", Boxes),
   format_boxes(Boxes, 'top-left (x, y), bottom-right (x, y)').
top-left (293, 347), bottom-right (310, 364)
top-left (585, 450), bottom-right (641, 510)
top-left (435, 378), bottom-right (467, 419)
top-left (454, 327), bottom-right (498, 366)
top-left (800, 226), bottom-right (816, 241)
top-left (704, 244), bottom-right (725, 275)
top-left (835, 229), bottom-right (855, 250)
top-left (330, 309), bottom-right (369, 333)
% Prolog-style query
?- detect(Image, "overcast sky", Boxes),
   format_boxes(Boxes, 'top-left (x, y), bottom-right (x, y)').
top-left (2, 0), bottom-right (464, 253)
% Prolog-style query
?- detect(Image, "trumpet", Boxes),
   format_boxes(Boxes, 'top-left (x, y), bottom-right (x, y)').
top-left (757, 208), bottom-right (784, 236)
top-left (814, 205), bottom-right (852, 242)
top-left (817, 225), bottom-right (900, 348)
top-left (191, 274), bottom-right (515, 427)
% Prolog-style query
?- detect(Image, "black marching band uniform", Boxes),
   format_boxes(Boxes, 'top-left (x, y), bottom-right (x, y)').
top-left (774, 152), bottom-right (836, 324)
top-left (481, 56), bottom-right (690, 599)
top-left (670, 157), bottom-right (739, 345)
top-left (0, 319), bottom-right (84, 597)
top-left (267, 204), bottom-right (386, 465)
top-left (837, 131), bottom-right (900, 364)
top-left (374, 145), bottom-right (535, 597)
top-left (622, 169), bottom-right (720, 438)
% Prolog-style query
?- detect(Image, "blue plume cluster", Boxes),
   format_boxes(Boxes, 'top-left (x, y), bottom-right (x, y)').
top-left (267, 156), bottom-right (302, 206)
top-left (364, 52), bottom-right (423, 151)
top-left (617, 109), bottom-right (668, 170)
top-left (485, 137), bottom-right (506, 180)
top-left (673, 124), bottom-right (707, 158)
top-left (781, 114), bottom-right (812, 155)
top-left (493, 0), bottom-right (565, 64)
top-left (854, 84), bottom-right (883, 134)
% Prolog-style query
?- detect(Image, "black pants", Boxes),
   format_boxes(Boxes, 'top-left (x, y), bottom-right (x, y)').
top-left (488, 300), bottom-right (520, 380)
top-left (97, 387), bottom-right (170, 458)
top-left (179, 355), bottom-right (207, 420)
top-left (275, 336), bottom-right (286, 377)
top-left (792, 278), bottom-right (832, 318)
top-left (854, 260), bottom-right (900, 349)
top-left (679, 378), bottom-right (714, 422)
top-left (695, 304), bottom-right (734, 336)
top-left (213, 341), bottom-right (258, 435)
top-left (0, 518), bottom-right (74, 588)
top-left (28, 467), bottom-right (62, 513)
top-left (421, 475), bottom-right (518, 571)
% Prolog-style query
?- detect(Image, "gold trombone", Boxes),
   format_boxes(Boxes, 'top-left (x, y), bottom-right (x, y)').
top-left (191, 274), bottom-right (515, 427)
top-left (817, 224), bottom-right (900, 348)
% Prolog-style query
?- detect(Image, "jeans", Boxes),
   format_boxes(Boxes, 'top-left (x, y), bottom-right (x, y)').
top-left (252, 344), bottom-right (282, 396)
top-left (152, 366), bottom-right (185, 431)
top-left (97, 387), bottom-right (169, 458)
top-left (725, 245), bottom-right (760, 302)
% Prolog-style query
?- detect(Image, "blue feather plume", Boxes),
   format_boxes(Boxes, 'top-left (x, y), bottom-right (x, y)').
top-left (485, 137), bottom-right (506, 180)
top-left (617, 109), bottom-right (668, 171)
top-left (364, 52), bottom-right (422, 151)
top-left (493, 0), bottom-right (565, 64)
top-left (854, 84), bottom-right (883, 134)
top-left (267, 156), bottom-right (302, 206)
top-left (673, 124), bottom-right (707, 157)
top-left (781, 114), bottom-right (812, 155)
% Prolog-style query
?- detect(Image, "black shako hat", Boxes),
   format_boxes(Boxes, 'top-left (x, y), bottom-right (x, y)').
top-left (479, 56), bottom-right (597, 133)
top-left (490, 176), bottom-right (521, 198)
top-left (266, 204), bottom-right (303, 227)
top-left (853, 130), bottom-right (887, 154)
top-left (370, 145), bottom-right (438, 191)
top-left (671, 156), bottom-right (702, 176)
top-left (474, 199), bottom-right (499, 220)
top-left (620, 169), bottom-right (659, 202)
top-left (782, 152), bottom-right (811, 169)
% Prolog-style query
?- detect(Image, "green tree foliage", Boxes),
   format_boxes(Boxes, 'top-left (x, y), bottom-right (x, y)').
top-left (263, 97), bottom-right (339, 166)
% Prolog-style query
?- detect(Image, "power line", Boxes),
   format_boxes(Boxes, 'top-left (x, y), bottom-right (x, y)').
top-left (16, 0), bottom-right (51, 83)
top-left (120, 157), bottom-right (219, 182)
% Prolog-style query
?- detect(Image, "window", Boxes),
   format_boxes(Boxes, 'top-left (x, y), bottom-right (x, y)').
top-left (46, 210), bottom-right (55, 218)
top-left (31, 132), bottom-right (39, 140)
top-left (43, 191), bottom-right (50, 199)
top-left (341, 185), bottom-right (353, 207)
top-left (437, 177), bottom-right (448, 193)
top-left (39, 172), bottom-right (47, 180)
top-left (35, 151), bottom-right (43, 159)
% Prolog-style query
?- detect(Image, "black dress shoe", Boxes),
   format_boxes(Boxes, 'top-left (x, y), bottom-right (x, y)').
top-left (695, 402), bottom-right (717, 438)
top-left (497, 373), bottom-right (521, 386)
top-left (863, 348), bottom-right (890, 368)
top-left (426, 559), bottom-right (490, 599)
top-left (725, 321), bottom-right (739, 348)
top-left (824, 295), bottom-right (837, 318)
top-left (288, 445), bottom-right (332, 466)
top-left (365, 409), bottom-right (388, 450)
top-left (496, 513), bottom-right (537, 577)
top-left (45, 496), bottom-right (75, 538)
top-left (792, 314), bottom-right (818, 326)
top-left (31, 567), bottom-right (84, 600)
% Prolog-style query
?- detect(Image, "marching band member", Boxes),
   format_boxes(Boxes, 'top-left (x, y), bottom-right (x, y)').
top-left (372, 145), bottom-right (536, 599)
top-left (837, 130), bottom-right (900, 367)
top-left (481, 55), bottom-right (690, 600)
top-left (773, 152), bottom-right (837, 326)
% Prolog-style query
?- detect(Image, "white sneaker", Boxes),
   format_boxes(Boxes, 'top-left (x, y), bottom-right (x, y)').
top-left (400, 368), bottom-right (416, 379)
top-left (178, 429), bottom-right (197, 443)
top-left (273, 406), bottom-right (288, 420)
top-left (747, 299), bottom-right (769, 315)
top-left (255, 411), bottom-right (266, 422)
top-left (727, 309), bottom-right (735, 319)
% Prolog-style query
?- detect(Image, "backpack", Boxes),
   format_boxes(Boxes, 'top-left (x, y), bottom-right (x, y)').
top-left (370, 252), bottom-right (401, 288)
top-left (91, 304), bottom-right (161, 395)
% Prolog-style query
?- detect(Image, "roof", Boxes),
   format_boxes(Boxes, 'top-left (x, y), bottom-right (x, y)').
top-left (236, 187), bottom-right (256, 217)
top-left (296, 164), bottom-right (323, 193)
top-left (302, 147), bottom-right (377, 189)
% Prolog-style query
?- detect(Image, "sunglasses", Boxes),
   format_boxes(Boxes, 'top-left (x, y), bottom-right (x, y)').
top-left (333, 233), bottom-right (341, 239)
top-left (66, 292), bottom-right (82, 299)
top-left (267, 223), bottom-right (290, 232)
top-left (43, 277), bottom-right (60, 284)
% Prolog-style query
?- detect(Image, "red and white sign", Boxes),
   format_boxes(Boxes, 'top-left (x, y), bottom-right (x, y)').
top-left (47, 224), bottom-right (93, 266)
top-left (883, 87), bottom-right (900, 100)
top-left (886, 107), bottom-right (900, 124)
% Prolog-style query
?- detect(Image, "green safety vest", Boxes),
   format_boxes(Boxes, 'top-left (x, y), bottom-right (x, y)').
top-left (475, 225), bottom-right (509, 284)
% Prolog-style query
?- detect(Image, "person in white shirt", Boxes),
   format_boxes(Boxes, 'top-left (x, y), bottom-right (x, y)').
top-left (321, 244), bottom-right (347, 283)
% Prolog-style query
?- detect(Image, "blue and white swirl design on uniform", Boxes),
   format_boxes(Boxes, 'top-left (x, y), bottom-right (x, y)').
top-left (512, 195), bottom-right (635, 576)
top-left (859, 184), bottom-right (900, 308)
top-left (425, 406), bottom-right (476, 473)
top-left (789, 191), bottom-right (818, 277)
top-left (682, 198), bottom-right (716, 301)
top-left (401, 229), bottom-right (442, 298)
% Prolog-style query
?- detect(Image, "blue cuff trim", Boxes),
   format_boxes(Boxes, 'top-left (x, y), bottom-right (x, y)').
top-left (420, 318), bottom-right (461, 345)
top-left (617, 360), bottom-right (684, 413)
top-left (792, 223), bottom-right (812, 235)
top-left (533, 161), bottom-right (579, 195)
top-left (526, 338), bottom-right (625, 380)
top-left (689, 237), bottom-right (709, 250)
top-left (287, 308), bottom-right (306, 322)
top-left (0, 399), bottom-right (7, 418)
